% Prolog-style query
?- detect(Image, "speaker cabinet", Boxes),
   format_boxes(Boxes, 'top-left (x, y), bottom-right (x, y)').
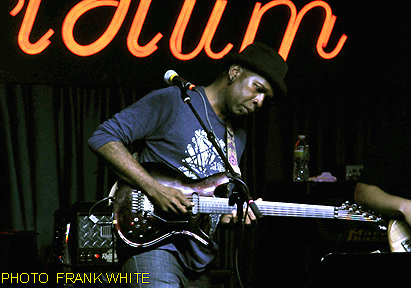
top-left (307, 252), bottom-right (410, 288)
top-left (53, 202), bottom-right (117, 268)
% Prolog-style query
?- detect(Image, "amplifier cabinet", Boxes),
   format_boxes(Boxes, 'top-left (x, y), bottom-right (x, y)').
top-left (74, 213), bottom-right (117, 267)
top-left (53, 202), bottom-right (118, 268)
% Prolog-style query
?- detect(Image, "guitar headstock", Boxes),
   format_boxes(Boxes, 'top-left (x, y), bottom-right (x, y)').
top-left (338, 201), bottom-right (387, 230)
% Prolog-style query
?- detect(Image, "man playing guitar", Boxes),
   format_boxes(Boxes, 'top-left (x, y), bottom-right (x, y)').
top-left (88, 42), bottom-right (288, 287)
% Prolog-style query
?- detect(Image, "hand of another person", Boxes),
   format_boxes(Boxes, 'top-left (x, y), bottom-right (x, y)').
top-left (400, 199), bottom-right (411, 228)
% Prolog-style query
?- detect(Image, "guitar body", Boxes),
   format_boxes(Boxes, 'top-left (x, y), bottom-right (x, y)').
top-left (388, 219), bottom-right (411, 252)
top-left (112, 163), bottom-right (230, 248)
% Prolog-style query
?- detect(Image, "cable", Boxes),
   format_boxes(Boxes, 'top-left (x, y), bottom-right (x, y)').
top-left (88, 196), bottom-right (114, 225)
top-left (195, 89), bottom-right (220, 142)
top-left (193, 88), bottom-right (254, 288)
top-left (88, 196), bottom-right (118, 266)
top-left (235, 248), bottom-right (244, 288)
top-left (234, 199), bottom-right (251, 288)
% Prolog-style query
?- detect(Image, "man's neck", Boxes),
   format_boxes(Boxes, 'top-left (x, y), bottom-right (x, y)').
top-left (204, 83), bottom-right (226, 121)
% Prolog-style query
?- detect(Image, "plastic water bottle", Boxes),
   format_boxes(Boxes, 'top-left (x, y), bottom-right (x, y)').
top-left (293, 135), bottom-right (309, 182)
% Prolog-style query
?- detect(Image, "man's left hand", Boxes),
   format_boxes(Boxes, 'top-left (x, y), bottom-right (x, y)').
top-left (220, 198), bottom-right (262, 225)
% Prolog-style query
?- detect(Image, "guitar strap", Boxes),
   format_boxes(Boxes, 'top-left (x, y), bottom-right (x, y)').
top-left (208, 122), bottom-right (242, 236)
top-left (226, 122), bottom-right (241, 176)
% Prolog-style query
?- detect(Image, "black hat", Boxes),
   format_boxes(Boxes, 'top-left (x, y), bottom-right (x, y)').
top-left (223, 42), bottom-right (288, 96)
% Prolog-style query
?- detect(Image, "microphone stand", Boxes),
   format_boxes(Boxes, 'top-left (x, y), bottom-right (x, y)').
top-left (178, 87), bottom-right (263, 220)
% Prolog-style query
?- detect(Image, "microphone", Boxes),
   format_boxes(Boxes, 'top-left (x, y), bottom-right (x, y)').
top-left (164, 70), bottom-right (198, 91)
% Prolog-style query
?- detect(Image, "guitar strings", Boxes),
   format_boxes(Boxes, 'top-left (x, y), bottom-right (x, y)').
top-left (185, 196), bottom-right (378, 222)
top-left (188, 196), bottom-right (335, 217)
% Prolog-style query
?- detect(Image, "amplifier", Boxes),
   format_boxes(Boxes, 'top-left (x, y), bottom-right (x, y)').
top-left (74, 212), bottom-right (118, 267)
top-left (53, 202), bottom-right (118, 268)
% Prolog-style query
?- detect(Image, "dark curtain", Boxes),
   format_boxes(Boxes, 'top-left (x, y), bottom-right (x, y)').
top-left (0, 83), bottom-right (145, 261)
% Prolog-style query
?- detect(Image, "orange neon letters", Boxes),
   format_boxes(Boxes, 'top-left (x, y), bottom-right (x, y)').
top-left (127, 0), bottom-right (162, 57)
top-left (14, 0), bottom-right (54, 55)
top-left (241, 1), bottom-right (297, 57)
top-left (10, 0), bottom-right (25, 16)
top-left (241, 0), bottom-right (347, 60)
top-left (280, 1), bottom-right (347, 60)
top-left (62, 0), bottom-right (130, 56)
top-left (169, 0), bottom-right (233, 60)
top-left (10, 0), bottom-right (347, 60)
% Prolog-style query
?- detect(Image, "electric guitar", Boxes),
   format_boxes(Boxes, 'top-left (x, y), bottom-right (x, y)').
top-left (112, 163), bottom-right (386, 248)
top-left (388, 219), bottom-right (411, 252)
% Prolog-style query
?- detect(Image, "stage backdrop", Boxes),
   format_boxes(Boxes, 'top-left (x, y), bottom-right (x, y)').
top-left (0, 0), bottom-right (407, 286)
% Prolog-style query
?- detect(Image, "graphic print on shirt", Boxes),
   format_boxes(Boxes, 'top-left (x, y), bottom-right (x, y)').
top-left (178, 129), bottom-right (226, 179)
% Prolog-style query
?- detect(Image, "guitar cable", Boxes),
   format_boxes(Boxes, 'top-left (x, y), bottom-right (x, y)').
top-left (235, 200), bottom-right (252, 288)
top-left (88, 196), bottom-right (118, 266)
top-left (87, 196), bottom-right (115, 225)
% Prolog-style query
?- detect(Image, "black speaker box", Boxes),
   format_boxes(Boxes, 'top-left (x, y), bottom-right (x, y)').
top-left (53, 202), bottom-right (117, 268)
top-left (307, 252), bottom-right (410, 288)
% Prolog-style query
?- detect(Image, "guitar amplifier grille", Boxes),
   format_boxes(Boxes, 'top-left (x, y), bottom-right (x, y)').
top-left (78, 215), bottom-right (114, 248)
top-left (76, 213), bottom-right (118, 266)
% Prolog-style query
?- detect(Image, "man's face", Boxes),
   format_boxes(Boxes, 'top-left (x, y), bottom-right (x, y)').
top-left (226, 67), bottom-right (274, 118)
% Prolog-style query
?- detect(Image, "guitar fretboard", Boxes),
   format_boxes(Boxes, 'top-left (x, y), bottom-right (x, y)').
top-left (188, 196), bottom-right (377, 222)
top-left (190, 196), bottom-right (336, 219)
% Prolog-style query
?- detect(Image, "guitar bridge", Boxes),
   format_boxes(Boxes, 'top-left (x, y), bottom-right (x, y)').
top-left (132, 190), bottom-right (154, 215)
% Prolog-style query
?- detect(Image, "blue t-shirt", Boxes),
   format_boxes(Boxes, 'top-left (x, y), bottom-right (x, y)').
top-left (88, 86), bottom-right (246, 271)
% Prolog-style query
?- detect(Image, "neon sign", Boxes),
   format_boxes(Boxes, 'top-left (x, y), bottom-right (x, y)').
top-left (10, 0), bottom-right (347, 60)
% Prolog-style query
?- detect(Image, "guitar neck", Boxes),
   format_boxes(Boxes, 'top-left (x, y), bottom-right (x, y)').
top-left (195, 197), bottom-right (337, 219)
top-left (256, 201), bottom-right (337, 219)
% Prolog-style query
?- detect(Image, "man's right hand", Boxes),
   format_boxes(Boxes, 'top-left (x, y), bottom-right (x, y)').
top-left (94, 141), bottom-right (193, 216)
top-left (147, 184), bottom-right (193, 215)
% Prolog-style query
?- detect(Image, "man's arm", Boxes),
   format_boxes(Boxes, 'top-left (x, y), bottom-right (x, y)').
top-left (94, 141), bottom-right (192, 214)
top-left (354, 182), bottom-right (411, 226)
